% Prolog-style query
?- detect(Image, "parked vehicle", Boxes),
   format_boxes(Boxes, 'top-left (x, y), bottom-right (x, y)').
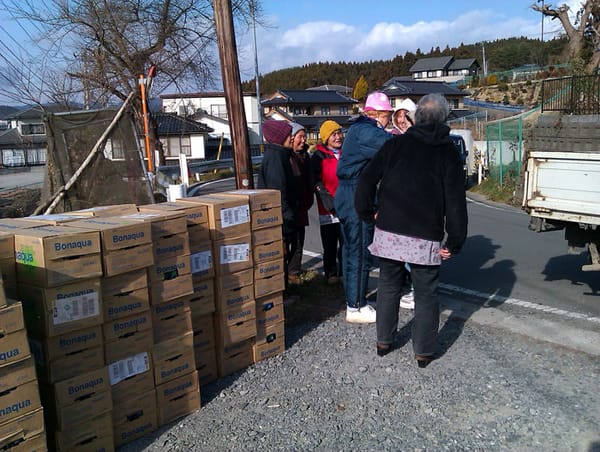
top-left (520, 76), bottom-right (600, 271)
top-left (450, 134), bottom-right (469, 187)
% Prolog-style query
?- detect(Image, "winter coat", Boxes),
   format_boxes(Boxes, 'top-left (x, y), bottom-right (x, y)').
top-left (289, 147), bottom-right (314, 227)
top-left (257, 144), bottom-right (299, 237)
top-left (310, 144), bottom-right (340, 215)
top-left (354, 122), bottom-right (468, 254)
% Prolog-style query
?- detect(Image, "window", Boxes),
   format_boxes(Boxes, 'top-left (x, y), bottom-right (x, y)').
top-left (210, 104), bottom-right (228, 119)
top-left (339, 106), bottom-right (348, 115)
top-left (106, 138), bottom-right (125, 160)
top-left (293, 107), bottom-right (302, 115)
top-left (21, 123), bottom-right (45, 135)
top-left (162, 136), bottom-right (192, 157)
top-left (320, 106), bottom-right (330, 115)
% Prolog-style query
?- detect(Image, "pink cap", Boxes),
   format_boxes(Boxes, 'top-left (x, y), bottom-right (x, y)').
top-left (363, 92), bottom-right (393, 112)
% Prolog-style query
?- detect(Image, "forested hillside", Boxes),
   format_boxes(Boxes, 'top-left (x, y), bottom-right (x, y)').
top-left (242, 36), bottom-right (568, 95)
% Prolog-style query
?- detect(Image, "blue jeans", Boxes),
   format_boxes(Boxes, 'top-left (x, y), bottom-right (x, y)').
top-left (335, 182), bottom-right (374, 309)
top-left (377, 257), bottom-right (440, 356)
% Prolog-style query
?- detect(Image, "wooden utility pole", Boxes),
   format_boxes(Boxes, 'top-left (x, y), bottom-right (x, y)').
top-left (213, 0), bottom-right (254, 189)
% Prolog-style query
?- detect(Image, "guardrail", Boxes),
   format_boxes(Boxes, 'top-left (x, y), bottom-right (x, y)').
top-left (541, 75), bottom-right (600, 114)
top-left (157, 155), bottom-right (263, 184)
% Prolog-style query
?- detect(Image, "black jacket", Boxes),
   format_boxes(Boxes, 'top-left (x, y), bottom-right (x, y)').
top-left (258, 144), bottom-right (299, 237)
top-left (355, 123), bottom-right (468, 254)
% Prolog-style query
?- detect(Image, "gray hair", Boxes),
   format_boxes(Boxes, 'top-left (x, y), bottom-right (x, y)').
top-left (415, 93), bottom-right (450, 125)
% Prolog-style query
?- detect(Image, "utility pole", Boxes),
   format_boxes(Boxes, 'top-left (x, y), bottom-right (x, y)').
top-left (537, 0), bottom-right (545, 42)
top-left (481, 41), bottom-right (487, 77)
top-left (250, 0), bottom-right (263, 144)
top-left (213, 0), bottom-right (254, 189)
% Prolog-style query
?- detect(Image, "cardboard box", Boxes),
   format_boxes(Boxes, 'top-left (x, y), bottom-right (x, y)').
top-left (251, 226), bottom-right (282, 246)
top-left (190, 244), bottom-right (214, 279)
top-left (151, 298), bottom-right (193, 343)
top-left (31, 344), bottom-right (104, 384)
top-left (223, 190), bottom-right (283, 231)
top-left (22, 213), bottom-right (91, 225)
top-left (113, 396), bottom-right (157, 448)
top-left (155, 370), bottom-right (199, 408)
top-left (102, 266), bottom-right (149, 321)
top-left (192, 314), bottom-right (215, 352)
top-left (152, 332), bottom-right (195, 385)
top-left (3, 432), bottom-right (47, 452)
top-left (112, 389), bottom-right (156, 427)
top-left (104, 329), bottom-right (153, 365)
top-left (0, 302), bottom-right (29, 367)
top-left (214, 315), bottom-right (256, 348)
top-left (0, 218), bottom-right (52, 231)
top-left (14, 225), bottom-right (102, 287)
top-left (214, 268), bottom-right (253, 295)
top-left (253, 332), bottom-right (285, 363)
top-left (0, 356), bottom-right (36, 394)
top-left (195, 347), bottom-right (217, 386)
top-left (0, 231), bottom-right (15, 294)
top-left (250, 207), bottom-right (283, 230)
top-left (102, 243), bottom-right (154, 276)
top-left (153, 232), bottom-right (190, 261)
top-left (0, 408), bottom-right (44, 451)
top-left (0, 379), bottom-right (42, 425)
top-left (253, 239), bottom-right (284, 264)
top-left (213, 234), bottom-right (252, 275)
top-left (28, 324), bottom-right (102, 362)
top-left (19, 279), bottom-right (102, 337)
top-left (215, 298), bottom-right (256, 327)
top-left (107, 351), bottom-right (154, 404)
top-left (120, 211), bottom-right (187, 240)
top-left (216, 338), bottom-right (253, 378)
top-left (44, 387), bottom-right (112, 430)
top-left (54, 412), bottom-right (114, 451)
top-left (256, 315), bottom-right (285, 344)
top-left (188, 223), bottom-right (212, 252)
top-left (215, 283), bottom-right (254, 314)
top-left (187, 275), bottom-right (215, 318)
top-left (254, 258), bottom-right (284, 280)
top-left (138, 201), bottom-right (208, 225)
top-left (148, 255), bottom-right (194, 304)
top-left (102, 310), bottom-right (152, 343)
top-left (157, 386), bottom-right (200, 426)
top-left (64, 217), bottom-right (151, 252)
top-left (65, 203), bottom-right (138, 217)
top-left (254, 272), bottom-right (286, 299)
top-left (179, 194), bottom-right (251, 240)
top-left (47, 366), bottom-right (110, 408)
top-left (256, 295), bottom-right (285, 333)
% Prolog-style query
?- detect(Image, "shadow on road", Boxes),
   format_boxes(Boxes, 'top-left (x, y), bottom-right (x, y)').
top-left (436, 234), bottom-right (516, 358)
top-left (542, 252), bottom-right (600, 297)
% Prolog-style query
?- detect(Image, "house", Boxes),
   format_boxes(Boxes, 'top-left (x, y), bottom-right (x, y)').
top-left (153, 112), bottom-right (214, 161)
top-left (380, 77), bottom-right (469, 110)
top-left (160, 92), bottom-right (262, 145)
top-left (261, 89), bottom-right (357, 139)
top-left (410, 56), bottom-right (480, 82)
top-left (0, 104), bottom-right (68, 167)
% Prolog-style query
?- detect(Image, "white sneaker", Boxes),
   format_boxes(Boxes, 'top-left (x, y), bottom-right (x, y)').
top-left (400, 290), bottom-right (415, 310)
top-left (346, 304), bottom-right (376, 324)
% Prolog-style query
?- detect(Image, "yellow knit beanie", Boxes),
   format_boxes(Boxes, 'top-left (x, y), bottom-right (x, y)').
top-left (319, 120), bottom-right (342, 144)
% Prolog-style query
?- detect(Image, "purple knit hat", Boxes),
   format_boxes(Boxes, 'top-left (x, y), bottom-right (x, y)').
top-left (263, 120), bottom-right (292, 145)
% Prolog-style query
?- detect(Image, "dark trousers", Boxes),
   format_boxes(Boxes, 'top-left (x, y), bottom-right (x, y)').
top-left (376, 257), bottom-right (440, 356)
top-left (287, 227), bottom-right (305, 276)
top-left (320, 223), bottom-right (342, 277)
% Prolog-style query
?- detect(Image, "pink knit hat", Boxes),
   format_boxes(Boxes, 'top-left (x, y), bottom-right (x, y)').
top-left (363, 92), bottom-right (393, 112)
top-left (263, 120), bottom-right (292, 145)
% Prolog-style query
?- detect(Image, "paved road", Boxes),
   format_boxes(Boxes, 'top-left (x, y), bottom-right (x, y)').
top-left (0, 166), bottom-right (45, 191)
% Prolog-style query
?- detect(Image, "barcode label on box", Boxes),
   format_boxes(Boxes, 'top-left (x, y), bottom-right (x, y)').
top-left (220, 243), bottom-right (250, 264)
top-left (220, 205), bottom-right (250, 228)
top-left (191, 250), bottom-right (212, 274)
top-left (108, 352), bottom-right (150, 385)
top-left (53, 291), bottom-right (100, 325)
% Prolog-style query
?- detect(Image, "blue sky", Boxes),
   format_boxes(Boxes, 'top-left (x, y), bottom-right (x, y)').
top-left (236, 0), bottom-right (576, 81)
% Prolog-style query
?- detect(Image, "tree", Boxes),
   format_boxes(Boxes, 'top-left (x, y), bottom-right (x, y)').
top-left (532, 0), bottom-right (600, 72)
top-left (352, 75), bottom-right (368, 101)
top-left (1, 0), bottom-right (259, 161)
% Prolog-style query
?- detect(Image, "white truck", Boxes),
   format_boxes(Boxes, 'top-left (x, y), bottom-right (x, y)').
top-left (521, 111), bottom-right (600, 271)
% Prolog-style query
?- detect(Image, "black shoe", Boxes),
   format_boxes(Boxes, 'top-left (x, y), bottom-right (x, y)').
top-left (415, 354), bottom-right (434, 368)
top-left (377, 343), bottom-right (392, 357)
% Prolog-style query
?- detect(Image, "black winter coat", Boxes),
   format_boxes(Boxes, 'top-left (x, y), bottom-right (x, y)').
top-left (354, 123), bottom-right (468, 254)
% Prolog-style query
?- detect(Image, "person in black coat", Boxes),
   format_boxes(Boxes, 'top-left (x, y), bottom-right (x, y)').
top-left (355, 93), bottom-right (468, 366)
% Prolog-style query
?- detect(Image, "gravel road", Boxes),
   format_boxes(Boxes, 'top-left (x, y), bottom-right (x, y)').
top-left (120, 293), bottom-right (600, 452)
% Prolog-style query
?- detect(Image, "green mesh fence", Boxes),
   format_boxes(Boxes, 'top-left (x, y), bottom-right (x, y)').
top-left (484, 108), bottom-right (540, 185)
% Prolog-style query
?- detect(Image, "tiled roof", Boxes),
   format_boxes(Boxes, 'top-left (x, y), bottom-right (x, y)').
top-left (154, 112), bottom-right (213, 135)
top-left (262, 89), bottom-right (356, 106)
top-left (448, 58), bottom-right (479, 70)
top-left (381, 78), bottom-right (468, 96)
top-left (0, 106), bottom-right (19, 120)
top-left (307, 85), bottom-right (353, 95)
top-left (409, 56), bottom-right (454, 73)
top-left (290, 115), bottom-right (355, 131)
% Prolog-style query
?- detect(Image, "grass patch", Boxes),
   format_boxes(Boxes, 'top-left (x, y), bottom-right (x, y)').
top-left (469, 177), bottom-right (517, 204)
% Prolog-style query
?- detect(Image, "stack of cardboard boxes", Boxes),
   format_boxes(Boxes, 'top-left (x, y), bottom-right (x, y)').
top-left (12, 222), bottom-right (112, 451)
top-left (0, 286), bottom-right (46, 451)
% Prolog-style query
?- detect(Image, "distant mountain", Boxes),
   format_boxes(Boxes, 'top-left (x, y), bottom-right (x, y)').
top-left (243, 36), bottom-right (568, 95)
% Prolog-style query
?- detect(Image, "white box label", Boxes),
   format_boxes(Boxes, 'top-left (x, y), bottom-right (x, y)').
top-left (108, 352), bottom-right (150, 385)
top-left (53, 291), bottom-right (100, 325)
top-left (220, 243), bottom-right (250, 264)
top-left (220, 205), bottom-right (250, 228)
top-left (191, 250), bottom-right (212, 274)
